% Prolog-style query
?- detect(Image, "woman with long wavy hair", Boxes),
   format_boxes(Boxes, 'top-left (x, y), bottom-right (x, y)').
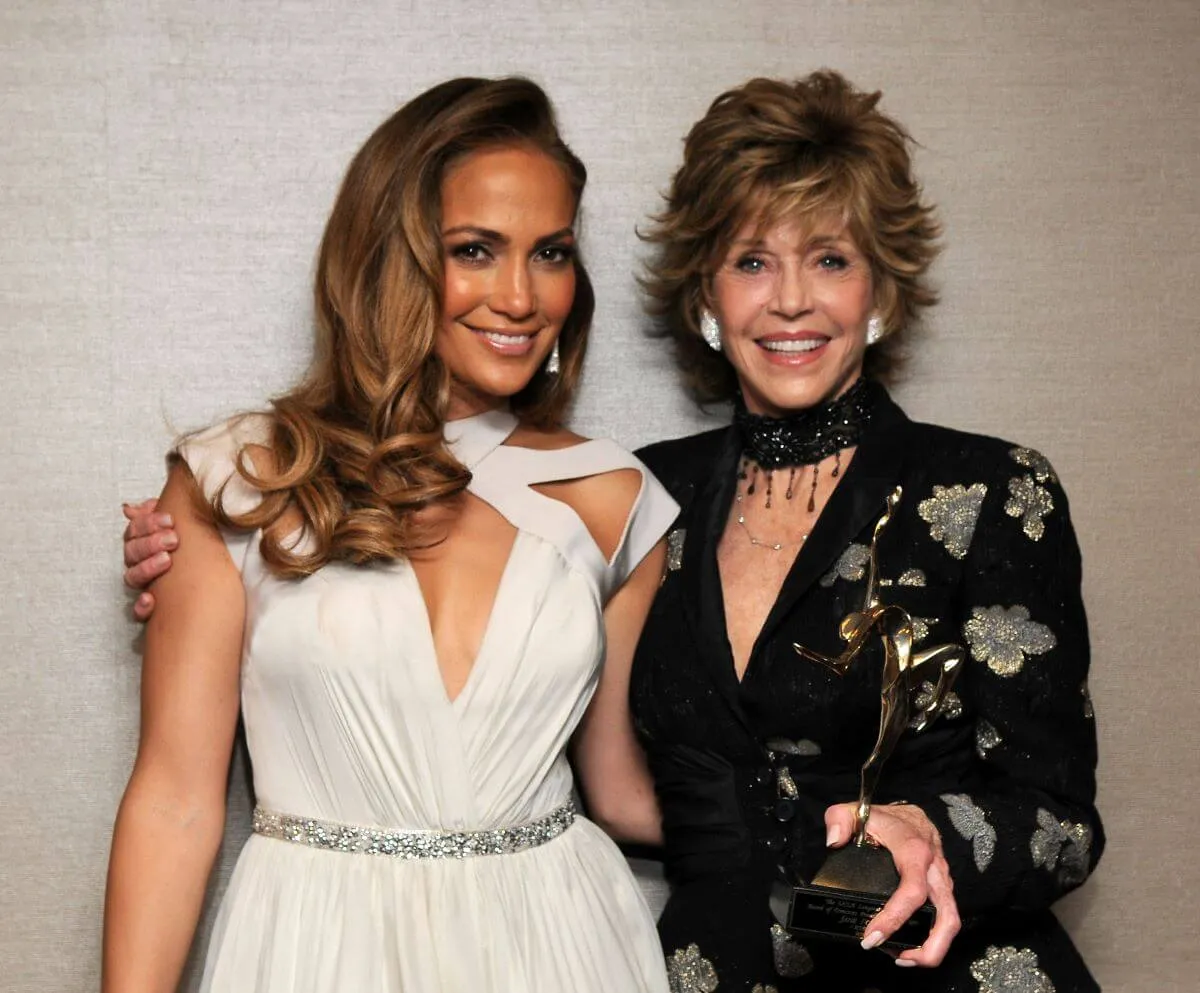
top-left (103, 77), bottom-right (675, 993)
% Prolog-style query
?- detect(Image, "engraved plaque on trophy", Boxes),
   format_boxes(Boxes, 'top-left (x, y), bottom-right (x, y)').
top-left (770, 487), bottom-right (965, 951)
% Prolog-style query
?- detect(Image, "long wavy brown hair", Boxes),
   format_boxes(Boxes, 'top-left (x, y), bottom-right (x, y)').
top-left (640, 70), bottom-right (940, 403)
top-left (192, 77), bottom-right (594, 577)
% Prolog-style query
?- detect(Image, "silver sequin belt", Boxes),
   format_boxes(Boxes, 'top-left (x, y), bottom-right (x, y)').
top-left (251, 800), bottom-right (576, 860)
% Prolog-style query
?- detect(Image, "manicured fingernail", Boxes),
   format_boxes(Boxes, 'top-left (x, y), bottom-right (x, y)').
top-left (162, 534), bottom-right (178, 549)
top-left (153, 552), bottom-right (170, 566)
top-left (826, 824), bottom-right (843, 847)
top-left (158, 514), bottom-right (174, 527)
top-left (861, 930), bottom-right (885, 950)
top-left (138, 594), bottom-right (151, 606)
top-left (896, 958), bottom-right (917, 967)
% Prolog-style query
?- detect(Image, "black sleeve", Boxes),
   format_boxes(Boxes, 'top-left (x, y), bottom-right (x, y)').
top-left (911, 450), bottom-right (1103, 917)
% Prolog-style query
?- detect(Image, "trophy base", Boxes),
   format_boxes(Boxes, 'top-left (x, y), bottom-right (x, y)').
top-left (770, 844), bottom-right (934, 951)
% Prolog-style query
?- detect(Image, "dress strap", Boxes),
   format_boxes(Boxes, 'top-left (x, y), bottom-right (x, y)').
top-left (173, 413), bottom-right (271, 515)
top-left (444, 407), bottom-right (519, 469)
top-left (172, 413), bottom-right (272, 571)
top-left (467, 436), bottom-right (680, 602)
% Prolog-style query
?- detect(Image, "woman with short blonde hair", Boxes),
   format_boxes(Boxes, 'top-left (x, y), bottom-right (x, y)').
top-left (634, 70), bottom-right (1101, 991)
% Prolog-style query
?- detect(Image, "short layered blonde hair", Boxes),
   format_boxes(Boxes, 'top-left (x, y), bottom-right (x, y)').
top-left (641, 70), bottom-right (940, 402)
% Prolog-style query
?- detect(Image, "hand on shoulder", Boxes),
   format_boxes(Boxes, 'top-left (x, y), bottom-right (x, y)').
top-left (123, 500), bottom-right (178, 619)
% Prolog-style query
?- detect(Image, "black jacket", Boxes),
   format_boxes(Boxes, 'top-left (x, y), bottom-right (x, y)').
top-left (632, 385), bottom-right (1102, 992)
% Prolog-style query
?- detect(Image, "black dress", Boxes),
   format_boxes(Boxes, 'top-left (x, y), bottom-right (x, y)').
top-left (631, 384), bottom-right (1103, 993)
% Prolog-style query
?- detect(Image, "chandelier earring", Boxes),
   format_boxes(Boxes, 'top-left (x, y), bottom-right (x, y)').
top-left (700, 310), bottom-right (723, 352)
top-left (865, 315), bottom-right (884, 346)
top-left (545, 338), bottom-right (561, 375)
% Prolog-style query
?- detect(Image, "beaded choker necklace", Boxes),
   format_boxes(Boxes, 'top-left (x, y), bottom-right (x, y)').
top-left (733, 377), bottom-right (873, 527)
top-left (734, 376), bottom-right (873, 468)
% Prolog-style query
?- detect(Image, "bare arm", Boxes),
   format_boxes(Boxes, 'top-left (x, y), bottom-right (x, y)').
top-left (573, 541), bottom-right (666, 846)
top-left (103, 464), bottom-right (245, 993)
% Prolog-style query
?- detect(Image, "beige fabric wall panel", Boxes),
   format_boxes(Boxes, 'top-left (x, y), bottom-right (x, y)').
top-left (2, 1), bottom-right (1197, 989)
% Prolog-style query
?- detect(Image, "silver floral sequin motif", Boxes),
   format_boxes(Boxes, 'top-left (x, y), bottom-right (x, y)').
top-left (911, 616), bottom-right (933, 644)
top-left (751, 986), bottom-right (779, 993)
top-left (1031, 808), bottom-right (1092, 886)
top-left (910, 681), bottom-right (961, 728)
top-left (252, 801), bottom-right (574, 859)
top-left (941, 793), bottom-right (997, 872)
top-left (963, 605), bottom-right (1057, 676)
top-left (666, 529), bottom-right (686, 572)
top-left (918, 483), bottom-right (987, 559)
top-left (1010, 447), bottom-right (1058, 484)
top-left (770, 923), bottom-right (814, 977)
top-left (1005, 475), bottom-right (1054, 541)
top-left (897, 568), bottom-right (927, 587)
top-left (976, 719), bottom-right (1002, 759)
top-left (820, 542), bottom-right (870, 586)
top-left (666, 944), bottom-right (718, 993)
top-left (970, 945), bottom-right (1056, 993)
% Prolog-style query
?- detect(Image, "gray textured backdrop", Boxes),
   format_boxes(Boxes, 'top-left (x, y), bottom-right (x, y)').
top-left (2, 1), bottom-right (1198, 990)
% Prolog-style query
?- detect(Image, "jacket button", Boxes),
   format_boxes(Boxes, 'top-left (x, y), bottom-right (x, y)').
top-left (773, 799), bottom-right (796, 822)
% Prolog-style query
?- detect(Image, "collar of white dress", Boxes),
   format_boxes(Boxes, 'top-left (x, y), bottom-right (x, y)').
top-left (444, 406), bottom-right (519, 469)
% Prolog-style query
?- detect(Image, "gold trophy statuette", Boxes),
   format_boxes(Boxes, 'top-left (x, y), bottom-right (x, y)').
top-left (769, 486), bottom-right (964, 950)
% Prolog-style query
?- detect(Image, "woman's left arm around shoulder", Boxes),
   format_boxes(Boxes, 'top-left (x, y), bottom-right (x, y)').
top-left (574, 540), bottom-right (666, 845)
top-left (570, 465), bottom-right (668, 847)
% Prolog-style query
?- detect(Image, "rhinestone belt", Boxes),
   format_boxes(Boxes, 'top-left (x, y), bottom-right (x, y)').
top-left (252, 800), bottom-right (576, 860)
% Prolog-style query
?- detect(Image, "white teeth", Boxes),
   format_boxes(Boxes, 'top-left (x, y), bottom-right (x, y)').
top-left (761, 338), bottom-right (825, 353)
top-left (482, 331), bottom-right (533, 346)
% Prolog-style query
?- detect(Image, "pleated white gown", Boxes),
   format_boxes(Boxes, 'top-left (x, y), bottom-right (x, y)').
top-left (178, 408), bottom-right (677, 993)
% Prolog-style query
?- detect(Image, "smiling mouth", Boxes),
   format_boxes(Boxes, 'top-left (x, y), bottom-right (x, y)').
top-left (480, 329), bottom-right (534, 345)
top-left (465, 324), bottom-right (540, 355)
top-left (758, 337), bottom-right (828, 353)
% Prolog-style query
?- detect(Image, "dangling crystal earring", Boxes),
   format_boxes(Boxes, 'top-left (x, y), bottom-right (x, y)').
top-left (866, 315), bottom-right (884, 346)
top-left (546, 339), bottom-right (560, 375)
top-left (700, 310), bottom-right (722, 352)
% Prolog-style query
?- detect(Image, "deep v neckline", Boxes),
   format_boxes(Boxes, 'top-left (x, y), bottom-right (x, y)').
top-left (693, 386), bottom-right (910, 696)
top-left (413, 407), bottom-right (521, 709)
top-left (409, 530), bottom-right (526, 709)
top-left (686, 427), bottom-right (862, 691)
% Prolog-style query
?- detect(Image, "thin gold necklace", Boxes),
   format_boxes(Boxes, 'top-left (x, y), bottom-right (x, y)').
top-left (734, 488), bottom-right (809, 552)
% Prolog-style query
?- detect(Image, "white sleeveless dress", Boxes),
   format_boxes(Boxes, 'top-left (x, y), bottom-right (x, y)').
top-left (178, 407), bottom-right (678, 993)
